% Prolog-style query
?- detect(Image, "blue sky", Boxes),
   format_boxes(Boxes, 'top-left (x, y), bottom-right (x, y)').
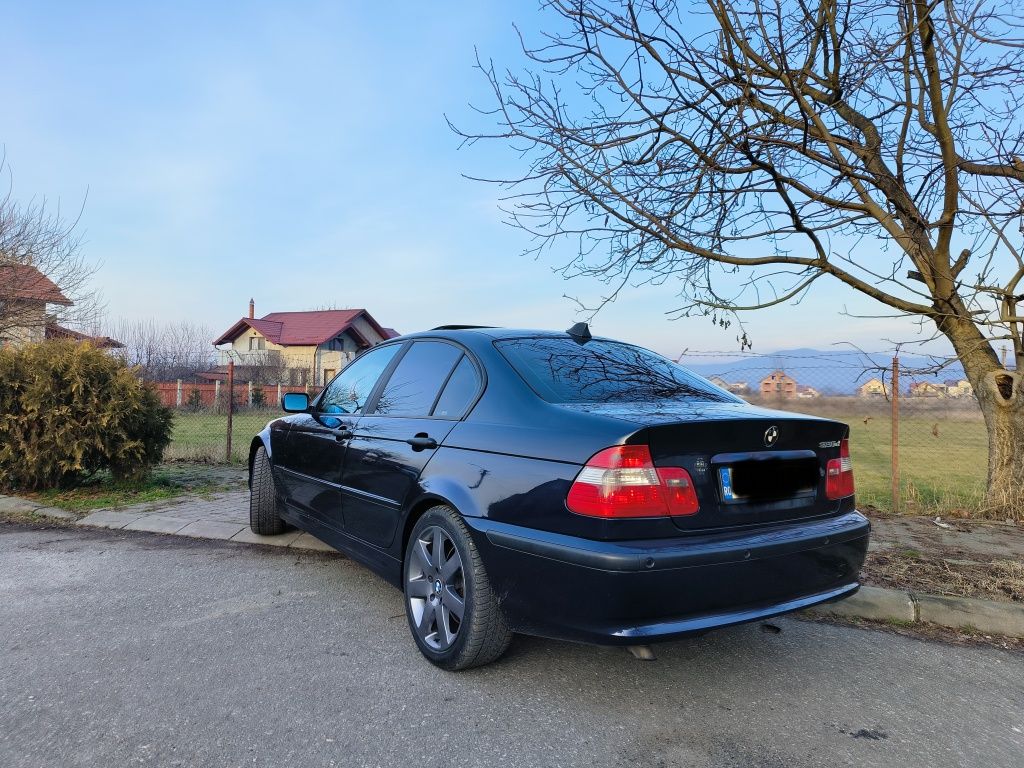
top-left (0, 1), bottom-right (940, 359)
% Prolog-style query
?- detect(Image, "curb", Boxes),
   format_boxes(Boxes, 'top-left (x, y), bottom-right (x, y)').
top-left (805, 584), bottom-right (1024, 638)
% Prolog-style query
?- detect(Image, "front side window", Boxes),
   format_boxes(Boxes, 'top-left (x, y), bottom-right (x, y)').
top-left (373, 341), bottom-right (463, 417)
top-left (318, 344), bottom-right (400, 415)
top-left (495, 337), bottom-right (736, 405)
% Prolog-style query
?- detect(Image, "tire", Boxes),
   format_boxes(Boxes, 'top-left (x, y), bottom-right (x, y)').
top-left (249, 446), bottom-right (285, 535)
top-left (404, 506), bottom-right (513, 670)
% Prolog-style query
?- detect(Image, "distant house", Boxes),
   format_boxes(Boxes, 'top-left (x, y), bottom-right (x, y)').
top-left (760, 370), bottom-right (798, 399)
top-left (858, 378), bottom-right (888, 398)
top-left (0, 264), bottom-right (120, 349)
top-left (909, 381), bottom-right (948, 398)
top-left (795, 384), bottom-right (820, 399)
top-left (0, 264), bottom-right (73, 346)
top-left (44, 323), bottom-right (124, 349)
top-left (944, 379), bottom-right (973, 398)
top-left (210, 300), bottom-right (399, 386)
top-left (708, 375), bottom-right (751, 397)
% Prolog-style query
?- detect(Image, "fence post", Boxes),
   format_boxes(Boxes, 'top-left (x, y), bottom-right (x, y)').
top-left (214, 380), bottom-right (221, 409)
top-left (891, 356), bottom-right (900, 513)
top-left (226, 361), bottom-right (234, 463)
top-left (276, 382), bottom-right (282, 407)
top-left (247, 380), bottom-right (253, 407)
top-left (175, 379), bottom-right (183, 408)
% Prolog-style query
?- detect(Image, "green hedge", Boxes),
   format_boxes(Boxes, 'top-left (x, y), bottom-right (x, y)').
top-left (0, 341), bottom-right (174, 490)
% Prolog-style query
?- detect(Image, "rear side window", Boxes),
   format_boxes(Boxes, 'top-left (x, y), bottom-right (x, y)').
top-left (373, 341), bottom-right (463, 417)
top-left (495, 337), bottom-right (735, 405)
top-left (431, 356), bottom-right (480, 419)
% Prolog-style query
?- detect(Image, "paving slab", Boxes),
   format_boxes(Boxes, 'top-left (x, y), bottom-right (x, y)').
top-left (33, 506), bottom-right (79, 521)
top-left (77, 510), bottom-right (148, 529)
top-left (916, 593), bottom-right (1024, 636)
top-left (229, 528), bottom-right (303, 547)
top-left (0, 495), bottom-right (42, 514)
top-left (123, 516), bottom-right (192, 534)
top-left (176, 520), bottom-right (247, 541)
top-left (807, 585), bottom-right (916, 623)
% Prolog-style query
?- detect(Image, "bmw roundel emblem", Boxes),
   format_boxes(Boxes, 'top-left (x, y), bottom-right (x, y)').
top-left (764, 426), bottom-right (779, 447)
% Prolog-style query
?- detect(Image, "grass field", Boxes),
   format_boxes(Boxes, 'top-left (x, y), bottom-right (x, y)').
top-left (167, 410), bottom-right (280, 463)
top-left (167, 402), bottom-right (991, 516)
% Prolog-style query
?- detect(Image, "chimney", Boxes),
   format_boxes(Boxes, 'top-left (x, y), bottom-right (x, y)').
top-left (248, 298), bottom-right (255, 319)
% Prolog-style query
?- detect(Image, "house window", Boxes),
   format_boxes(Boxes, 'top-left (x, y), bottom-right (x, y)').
top-left (323, 369), bottom-right (336, 384)
top-left (249, 336), bottom-right (266, 351)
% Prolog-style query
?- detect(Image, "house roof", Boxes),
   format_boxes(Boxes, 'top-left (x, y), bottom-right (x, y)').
top-left (0, 264), bottom-right (73, 305)
top-left (45, 323), bottom-right (124, 349)
top-left (213, 309), bottom-right (395, 347)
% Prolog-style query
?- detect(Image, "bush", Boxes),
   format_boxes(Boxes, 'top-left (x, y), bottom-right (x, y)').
top-left (0, 341), bottom-right (174, 490)
top-left (251, 386), bottom-right (266, 408)
top-left (185, 387), bottom-right (204, 411)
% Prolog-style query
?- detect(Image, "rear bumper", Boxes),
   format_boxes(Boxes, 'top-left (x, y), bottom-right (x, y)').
top-left (465, 511), bottom-right (870, 645)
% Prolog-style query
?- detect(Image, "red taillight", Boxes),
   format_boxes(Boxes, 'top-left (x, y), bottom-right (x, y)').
top-left (826, 438), bottom-right (855, 499)
top-left (566, 445), bottom-right (699, 518)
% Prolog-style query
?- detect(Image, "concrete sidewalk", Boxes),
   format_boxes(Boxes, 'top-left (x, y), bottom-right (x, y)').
top-left (73, 491), bottom-right (338, 553)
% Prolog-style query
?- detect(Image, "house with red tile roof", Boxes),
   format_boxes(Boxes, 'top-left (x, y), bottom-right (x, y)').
top-left (210, 300), bottom-right (399, 386)
top-left (0, 264), bottom-right (121, 350)
top-left (0, 264), bottom-right (72, 346)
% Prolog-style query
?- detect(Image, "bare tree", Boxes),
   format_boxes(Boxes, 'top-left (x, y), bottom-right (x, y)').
top-left (460, 0), bottom-right (1024, 516)
top-left (0, 158), bottom-right (101, 341)
top-left (111, 319), bottom-right (216, 381)
top-left (242, 349), bottom-right (289, 386)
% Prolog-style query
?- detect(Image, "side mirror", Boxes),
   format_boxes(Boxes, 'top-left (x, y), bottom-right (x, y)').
top-left (282, 392), bottom-right (310, 413)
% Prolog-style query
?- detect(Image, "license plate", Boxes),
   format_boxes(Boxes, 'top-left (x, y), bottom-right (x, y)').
top-left (719, 466), bottom-right (737, 502)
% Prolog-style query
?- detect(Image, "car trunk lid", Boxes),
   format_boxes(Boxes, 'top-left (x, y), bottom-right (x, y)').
top-left (639, 413), bottom-right (849, 530)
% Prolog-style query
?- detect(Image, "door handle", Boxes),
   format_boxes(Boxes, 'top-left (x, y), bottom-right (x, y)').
top-left (332, 429), bottom-right (353, 441)
top-left (405, 435), bottom-right (438, 451)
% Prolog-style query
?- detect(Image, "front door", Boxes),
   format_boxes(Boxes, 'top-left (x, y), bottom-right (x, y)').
top-left (341, 340), bottom-right (473, 548)
top-left (277, 343), bottom-right (401, 531)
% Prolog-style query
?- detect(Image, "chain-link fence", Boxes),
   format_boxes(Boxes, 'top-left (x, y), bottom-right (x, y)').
top-left (151, 375), bottom-right (321, 463)
top-left (153, 348), bottom-right (1009, 516)
top-left (681, 349), bottom-right (1001, 516)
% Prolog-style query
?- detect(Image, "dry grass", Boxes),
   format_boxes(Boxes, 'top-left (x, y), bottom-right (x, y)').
top-left (863, 548), bottom-right (1024, 603)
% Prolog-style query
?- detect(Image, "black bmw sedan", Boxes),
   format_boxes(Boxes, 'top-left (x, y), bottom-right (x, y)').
top-left (248, 325), bottom-right (868, 670)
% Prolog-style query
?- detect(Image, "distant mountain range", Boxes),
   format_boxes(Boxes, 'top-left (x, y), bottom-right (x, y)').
top-left (677, 347), bottom-right (970, 395)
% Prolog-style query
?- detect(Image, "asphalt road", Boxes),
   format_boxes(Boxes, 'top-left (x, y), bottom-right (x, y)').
top-left (2, 525), bottom-right (1022, 768)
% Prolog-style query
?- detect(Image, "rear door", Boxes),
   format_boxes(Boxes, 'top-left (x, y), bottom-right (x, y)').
top-left (342, 341), bottom-right (480, 548)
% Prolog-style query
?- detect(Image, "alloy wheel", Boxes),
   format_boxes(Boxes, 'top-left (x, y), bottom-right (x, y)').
top-left (406, 525), bottom-right (466, 651)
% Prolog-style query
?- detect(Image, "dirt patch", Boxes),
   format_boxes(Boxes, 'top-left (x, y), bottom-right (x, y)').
top-left (862, 507), bottom-right (1024, 603)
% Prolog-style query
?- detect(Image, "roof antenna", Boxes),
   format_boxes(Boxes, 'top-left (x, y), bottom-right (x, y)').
top-left (566, 322), bottom-right (592, 344)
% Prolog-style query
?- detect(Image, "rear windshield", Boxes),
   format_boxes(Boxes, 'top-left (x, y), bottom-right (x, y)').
top-left (495, 337), bottom-right (737, 404)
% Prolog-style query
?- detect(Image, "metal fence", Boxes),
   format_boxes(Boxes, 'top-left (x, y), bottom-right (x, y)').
top-left (154, 363), bottom-right (322, 463)
top-left (681, 349), bottom-right (998, 516)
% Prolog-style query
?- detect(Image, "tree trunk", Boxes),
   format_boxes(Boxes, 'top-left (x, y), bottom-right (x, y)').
top-left (974, 370), bottom-right (1024, 520)
top-left (938, 314), bottom-right (1024, 520)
